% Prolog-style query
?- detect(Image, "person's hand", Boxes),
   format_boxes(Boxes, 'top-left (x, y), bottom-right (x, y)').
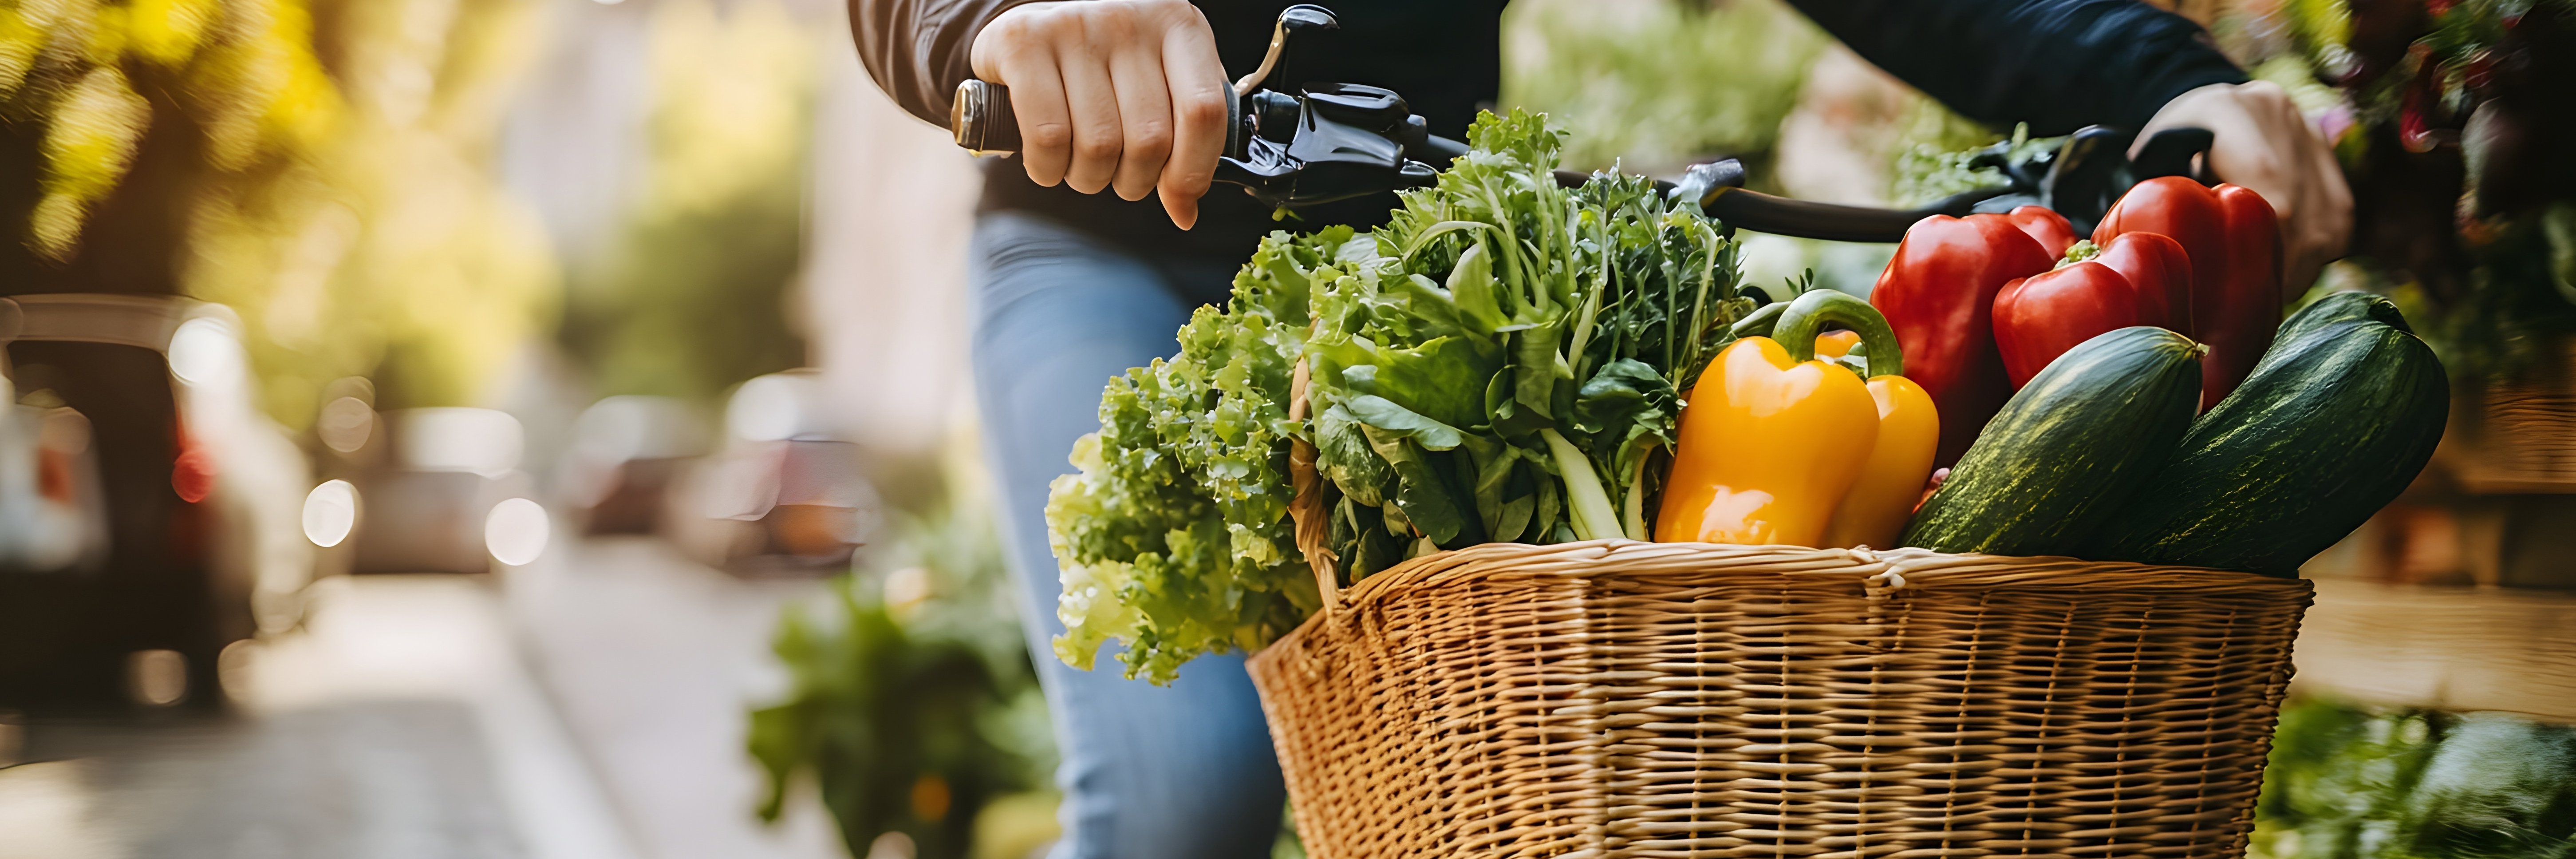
top-left (970, 0), bottom-right (1231, 230)
top-left (2133, 81), bottom-right (2354, 299)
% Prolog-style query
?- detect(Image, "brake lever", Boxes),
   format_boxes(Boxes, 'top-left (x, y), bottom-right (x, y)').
top-left (953, 5), bottom-right (1452, 210)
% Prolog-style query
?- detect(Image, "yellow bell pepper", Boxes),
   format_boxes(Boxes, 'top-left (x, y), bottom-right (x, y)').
top-left (1819, 373), bottom-right (1939, 549)
top-left (1657, 290), bottom-right (1938, 548)
top-left (1814, 329), bottom-right (1861, 359)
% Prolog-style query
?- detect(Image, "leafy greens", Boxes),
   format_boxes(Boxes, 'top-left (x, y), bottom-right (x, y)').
top-left (1046, 110), bottom-right (1748, 684)
top-left (1043, 235), bottom-right (1322, 683)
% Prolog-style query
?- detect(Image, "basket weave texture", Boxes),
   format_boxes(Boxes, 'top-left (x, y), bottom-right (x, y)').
top-left (1245, 540), bottom-right (2313, 859)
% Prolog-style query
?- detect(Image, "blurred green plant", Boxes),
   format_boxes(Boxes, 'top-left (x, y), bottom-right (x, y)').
top-left (1889, 123), bottom-right (2055, 209)
top-left (1275, 803), bottom-right (1306, 859)
top-left (556, 0), bottom-right (811, 405)
top-left (0, 0), bottom-right (559, 424)
top-left (1500, 0), bottom-right (1826, 175)
top-left (751, 451), bottom-right (1058, 859)
top-left (2253, 698), bottom-right (2576, 859)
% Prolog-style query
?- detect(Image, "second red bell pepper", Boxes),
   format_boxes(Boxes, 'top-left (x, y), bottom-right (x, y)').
top-left (1991, 232), bottom-right (2196, 387)
top-left (2094, 177), bottom-right (2283, 408)
top-left (1871, 213), bottom-right (2055, 467)
top-left (2092, 230), bottom-right (2194, 333)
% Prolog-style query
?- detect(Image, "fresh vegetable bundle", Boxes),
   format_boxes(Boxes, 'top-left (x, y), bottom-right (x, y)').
top-left (1046, 111), bottom-right (1752, 683)
top-left (1048, 112), bottom-right (2452, 687)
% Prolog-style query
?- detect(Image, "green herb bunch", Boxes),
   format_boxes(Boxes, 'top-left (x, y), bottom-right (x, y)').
top-left (1046, 110), bottom-right (1746, 684)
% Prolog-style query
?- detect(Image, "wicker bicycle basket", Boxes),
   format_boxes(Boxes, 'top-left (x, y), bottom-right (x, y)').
top-left (1248, 370), bottom-right (2316, 858)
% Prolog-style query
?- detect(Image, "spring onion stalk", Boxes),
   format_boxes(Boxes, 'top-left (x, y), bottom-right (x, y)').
top-left (1541, 428), bottom-right (1620, 541)
top-left (1621, 454), bottom-right (1650, 540)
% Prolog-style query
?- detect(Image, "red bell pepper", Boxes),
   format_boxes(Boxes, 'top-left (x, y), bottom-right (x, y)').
top-left (2210, 183), bottom-right (2282, 392)
top-left (1871, 213), bottom-right (2056, 467)
top-left (2093, 177), bottom-right (2283, 408)
top-left (1990, 232), bottom-right (2196, 387)
top-left (2092, 230), bottom-right (2194, 333)
top-left (2007, 205), bottom-right (2079, 257)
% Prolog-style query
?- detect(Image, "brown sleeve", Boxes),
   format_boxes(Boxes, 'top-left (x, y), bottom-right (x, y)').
top-left (848, 0), bottom-right (1044, 127)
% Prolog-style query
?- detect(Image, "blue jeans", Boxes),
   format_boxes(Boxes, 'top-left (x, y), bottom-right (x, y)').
top-left (967, 212), bottom-right (1286, 859)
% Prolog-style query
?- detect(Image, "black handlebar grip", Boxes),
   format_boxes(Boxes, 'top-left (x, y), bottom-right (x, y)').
top-left (1700, 187), bottom-right (2003, 244)
top-left (953, 79), bottom-right (1019, 154)
top-left (955, 79), bottom-right (1250, 158)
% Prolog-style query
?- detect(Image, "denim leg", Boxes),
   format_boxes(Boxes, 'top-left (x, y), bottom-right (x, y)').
top-left (966, 212), bottom-right (1285, 859)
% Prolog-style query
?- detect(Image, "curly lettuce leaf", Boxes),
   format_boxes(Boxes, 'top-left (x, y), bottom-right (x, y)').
top-left (1044, 231), bottom-right (1327, 684)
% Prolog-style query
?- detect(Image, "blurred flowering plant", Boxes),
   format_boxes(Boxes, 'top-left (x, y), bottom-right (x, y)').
top-left (2266, 0), bottom-right (2576, 384)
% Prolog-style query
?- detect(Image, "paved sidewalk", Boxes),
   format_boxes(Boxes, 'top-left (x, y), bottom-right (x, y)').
top-left (1, 574), bottom-right (639, 859)
top-left (501, 536), bottom-right (847, 859)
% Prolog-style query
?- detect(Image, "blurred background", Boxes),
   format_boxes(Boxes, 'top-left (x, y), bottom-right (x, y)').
top-left (0, 0), bottom-right (2567, 858)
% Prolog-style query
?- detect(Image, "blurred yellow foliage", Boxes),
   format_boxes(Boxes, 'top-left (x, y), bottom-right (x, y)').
top-left (125, 0), bottom-right (214, 67)
top-left (558, 0), bottom-right (814, 404)
top-left (641, 0), bottom-right (813, 219)
top-left (193, 0), bottom-right (339, 170)
top-left (183, 0), bottom-right (556, 424)
top-left (32, 65), bottom-right (147, 256)
top-left (0, 0), bottom-right (556, 425)
top-left (0, 0), bottom-right (346, 259)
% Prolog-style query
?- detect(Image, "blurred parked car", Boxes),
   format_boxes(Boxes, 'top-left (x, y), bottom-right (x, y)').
top-left (332, 407), bottom-right (548, 574)
top-left (667, 371), bottom-right (879, 575)
top-left (560, 396), bottom-right (709, 535)
top-left (0, 295), bottom-right (316, 707)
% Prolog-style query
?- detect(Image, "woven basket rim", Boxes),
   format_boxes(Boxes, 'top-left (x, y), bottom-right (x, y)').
top-left (1356, 536), bottom-right (2300, 596)
top-left (1260, 539), bottom-right (2316, 660)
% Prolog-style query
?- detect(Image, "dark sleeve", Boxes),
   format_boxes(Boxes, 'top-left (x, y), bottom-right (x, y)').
top-left (848, 0), bottom-right (1042, 127)
top-left (1785, 0), bottom-right (2249, 136)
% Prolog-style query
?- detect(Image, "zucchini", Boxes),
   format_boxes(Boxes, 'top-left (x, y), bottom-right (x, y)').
top-left (2259, 290), bottom-right (2412, 375)
top-left (2094, 313), bottom-right (2448, 575)
top-left (1900, 326), bottom-right (2203, 556)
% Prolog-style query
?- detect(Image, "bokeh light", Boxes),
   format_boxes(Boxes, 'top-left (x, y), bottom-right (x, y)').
top-left (302, 479), bottom-right (359, 548)
top-left (484, 497), bottom-right (550, 566)
top-left (168, 317), bottom-right (246, 388)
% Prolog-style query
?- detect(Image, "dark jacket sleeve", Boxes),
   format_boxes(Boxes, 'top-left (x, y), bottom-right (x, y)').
top-left (848, 0), bottom-right (1041, 127)
top-left (1786, 0), bottom-right (2248, 136)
